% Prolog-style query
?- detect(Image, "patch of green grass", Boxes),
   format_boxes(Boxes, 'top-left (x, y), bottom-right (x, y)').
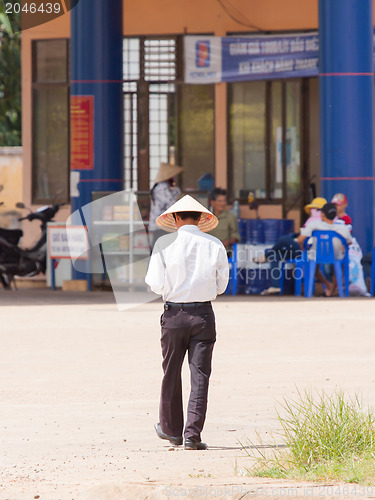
top-left (241, 389), bottom-right (375, 484)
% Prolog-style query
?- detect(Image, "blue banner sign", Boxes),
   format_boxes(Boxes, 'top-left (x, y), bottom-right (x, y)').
top-left (221, 33), bottom-right (319, 82)
top-left (185, 33), bottom-right (319, 84)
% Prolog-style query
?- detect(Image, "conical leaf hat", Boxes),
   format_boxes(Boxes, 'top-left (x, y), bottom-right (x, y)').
top-left (154, 163), bottom-right (183, 185)
top-left (155, 194), bottom-right (218, 233)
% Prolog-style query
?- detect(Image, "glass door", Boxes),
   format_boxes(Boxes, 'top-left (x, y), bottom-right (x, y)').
top-left (228, 78), bottom-right (305, 216)
top-left (285, 80), bottom-right (302, 215)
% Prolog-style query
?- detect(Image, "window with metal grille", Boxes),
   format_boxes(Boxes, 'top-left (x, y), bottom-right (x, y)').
top-left (123, 37), bottom-right (177, 190)
top-left (123, 91), bottom-right (137, 190)
top-left (123, 38), bottom-right (140, 82)
top-left (32, 39), bottom-right (70, 203)
top-left (149, 83), bottom-right (176, 187)
top-left (144, 39), bottom-right (177, 82)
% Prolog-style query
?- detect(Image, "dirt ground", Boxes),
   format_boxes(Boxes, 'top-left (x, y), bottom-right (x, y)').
top-left (1, 290), bottom-right (375, 499)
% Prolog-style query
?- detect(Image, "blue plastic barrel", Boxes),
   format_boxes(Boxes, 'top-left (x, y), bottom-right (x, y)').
top-left (263, 219), bottom-right (280, 244)
top-left (245, 268), bottom-right (271, 295)
top-left (262, 219), bottom-right (295, 245)
top-left (279, 219), bottom-right (294, 236)
top-left (243, 219), bottom-right (294, 246)
top-left (238, 219), bottom-right (247, 243)
top-left (246, 219), bottom-right (265, 244)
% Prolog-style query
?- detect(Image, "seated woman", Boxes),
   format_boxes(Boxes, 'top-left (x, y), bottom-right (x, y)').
top-left (297, 203), bottom-right (352, 297)
top-left (253, 197), bottom-right (327, 295)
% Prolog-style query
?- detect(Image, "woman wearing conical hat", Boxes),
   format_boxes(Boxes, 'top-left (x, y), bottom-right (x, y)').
top-left (145, 194), bottom-right (229, 450)
top-left (148, 162), bottom-right (183, 249)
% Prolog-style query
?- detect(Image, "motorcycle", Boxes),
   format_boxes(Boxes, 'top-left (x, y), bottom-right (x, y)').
top-left (0, 202), bottom-right (65, 289)
top-left (0, 186), bottom-right (24, 287)
top-left (0, 185), bottom-right (23, 246)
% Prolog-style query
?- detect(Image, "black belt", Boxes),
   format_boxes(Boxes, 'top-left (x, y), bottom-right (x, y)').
top-left (165, 301), bottom-right (211, 310)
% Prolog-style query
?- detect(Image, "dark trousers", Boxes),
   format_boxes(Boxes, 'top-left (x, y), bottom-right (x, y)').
top-left (265, 235), bottom-right (302, 288)
top-left (159, 303), bottom-right (216, 441)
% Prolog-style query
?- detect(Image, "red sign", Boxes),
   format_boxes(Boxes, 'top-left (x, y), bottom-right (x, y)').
top-left (70, 96), bottom-right (94, 170)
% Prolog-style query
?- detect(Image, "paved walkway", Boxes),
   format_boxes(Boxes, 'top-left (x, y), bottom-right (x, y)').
top-left (1, 290), bottom-right (375, 499)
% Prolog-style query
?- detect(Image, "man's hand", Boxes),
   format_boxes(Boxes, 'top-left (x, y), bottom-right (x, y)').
top-left (222, 238), bottom-right (238, 248)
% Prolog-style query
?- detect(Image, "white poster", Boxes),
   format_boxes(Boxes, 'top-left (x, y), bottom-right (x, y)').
top-left (48, 224), bottom-right (89, 260)
top-left (184, 36), bottom-right (222, 84)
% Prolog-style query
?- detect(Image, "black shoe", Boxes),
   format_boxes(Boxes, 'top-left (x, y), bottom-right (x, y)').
top-left (184, 438), bottom-right (208, 450)
top-left (154, 422), bottom-right (183, 446)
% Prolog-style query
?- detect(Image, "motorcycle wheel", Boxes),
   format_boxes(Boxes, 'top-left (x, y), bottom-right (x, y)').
top-left (0, 274), bottom-right (11, 289)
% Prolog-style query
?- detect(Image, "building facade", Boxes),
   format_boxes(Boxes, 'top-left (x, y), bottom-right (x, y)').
top-left (21, 0), bottom-right (374, 246)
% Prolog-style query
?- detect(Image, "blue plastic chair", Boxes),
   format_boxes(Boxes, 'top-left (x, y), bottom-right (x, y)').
top-left (225, 243), bottom-right (238, 296)
top-left (370, 247), bottom-right (375, 296)
top-left (305, 230), bottom-right (350, 298)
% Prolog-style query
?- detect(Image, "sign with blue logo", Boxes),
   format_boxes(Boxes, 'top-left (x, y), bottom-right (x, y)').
top-left (185, 33), bottom-right (319, 84)
top-left (195, 40), bottom-right (211, 68)
top-left (185, 36), bottom-right (222, 83)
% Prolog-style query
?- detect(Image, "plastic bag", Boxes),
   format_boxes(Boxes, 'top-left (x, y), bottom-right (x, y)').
top-left (349, 237), bottom-right (368, 296)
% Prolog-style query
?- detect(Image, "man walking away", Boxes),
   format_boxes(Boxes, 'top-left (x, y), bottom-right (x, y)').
top-left (145, 195), bottom-right (229, 450)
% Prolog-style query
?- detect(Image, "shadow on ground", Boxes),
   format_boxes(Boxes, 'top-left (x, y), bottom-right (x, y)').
top-left (0, 287), bottom-right (363, 307)
top-left (0, 288), bottom-right (118, 306)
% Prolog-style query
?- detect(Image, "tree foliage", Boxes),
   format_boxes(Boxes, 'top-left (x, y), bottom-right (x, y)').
top-left (0, 2), bottom-right (21, 146)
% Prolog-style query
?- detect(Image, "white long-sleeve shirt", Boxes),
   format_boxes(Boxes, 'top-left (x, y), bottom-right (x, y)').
top-left (145, 225), bottom-right (229, 302)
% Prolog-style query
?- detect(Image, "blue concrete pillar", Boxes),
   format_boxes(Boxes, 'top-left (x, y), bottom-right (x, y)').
top-left (70, 0), bottom-right (123, 279)
top-left (319, 0), bottom-right (374, 253)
